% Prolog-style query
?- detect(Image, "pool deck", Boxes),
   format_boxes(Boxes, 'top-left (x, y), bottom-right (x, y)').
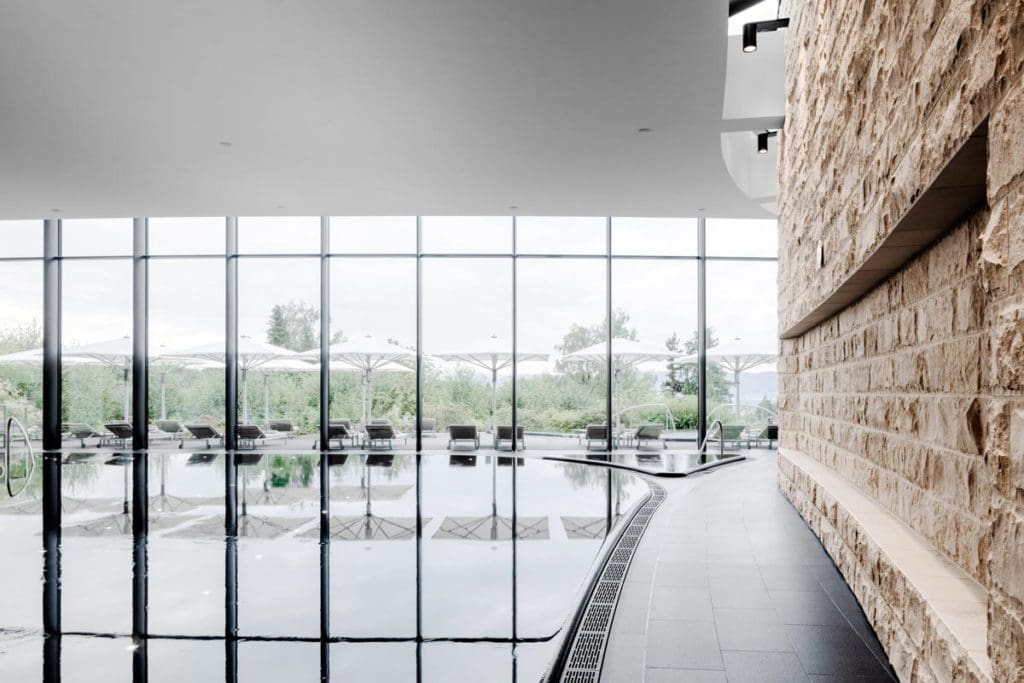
top-left (600, 449), bottom-right (897, 682)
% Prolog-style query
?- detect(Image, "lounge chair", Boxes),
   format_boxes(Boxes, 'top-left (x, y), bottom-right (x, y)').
top-left (325, 452), bottom-right (348, 467)
top-left (64, 423), bottom-right (102, 447)
top-left (634, 424), bottom-right (664, 450)
top-left (369, 419), bottom-right (390, 425)
top-left (447, 425), bottom-right (479, 450)
top-left (449, 454), bottom-right (477, 467)
top-left (184, 423), bottom-right (223, 449)
top-left (365, 424), bottom-right (396, 450)
top-left (268, 420), bottom-right (297, 437)
top-left (708, 424), bottom-right (748, 449)
top-left (186, 452), bottom-right (217, 466)
top-left (102, 421), bottom-right (133, 449)
top-left (585, 424), bottom-right (610, 450)
top-left (750, 424), bottom-right (778, 449)
top-left (151, 419), bottom-right (183, 444)
top-left (327, 421), bottom-right (355, 450)
top-left (493, 425), bottom-right (525, 451)
top-left (236, 424), bottom-right (287, 450)
top-left (329, 419), bottom-right (360, 448)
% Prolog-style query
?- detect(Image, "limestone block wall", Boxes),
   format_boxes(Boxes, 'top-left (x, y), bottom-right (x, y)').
top-left (778, 0), bottom-right (1024, 678)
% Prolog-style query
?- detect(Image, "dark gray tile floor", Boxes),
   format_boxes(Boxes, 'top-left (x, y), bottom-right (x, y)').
top-left (600, 450), bottom-right (897, 682)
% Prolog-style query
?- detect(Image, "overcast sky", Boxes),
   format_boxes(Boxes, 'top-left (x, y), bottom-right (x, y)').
top-left (1, 217), bottom-right (776, 376)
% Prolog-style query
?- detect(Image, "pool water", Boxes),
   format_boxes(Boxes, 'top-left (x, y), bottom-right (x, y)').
top-left (0, 451), bottom-right (647, 681)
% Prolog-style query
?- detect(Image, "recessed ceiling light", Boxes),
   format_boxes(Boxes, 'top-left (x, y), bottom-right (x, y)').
top-left (508, 205), bottom-right (519, 211)
top-left (637, 128), bottom-right (652, 134)
top-left (218, 141), bottom-right (232, 148)
top-left (276, 204), bottom-right (286, 209)
top-left (50, 208), bottom-right (60, 213)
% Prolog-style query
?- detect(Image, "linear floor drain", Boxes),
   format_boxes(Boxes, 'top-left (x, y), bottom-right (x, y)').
top-left (558, 481), bottom-right (667, 682)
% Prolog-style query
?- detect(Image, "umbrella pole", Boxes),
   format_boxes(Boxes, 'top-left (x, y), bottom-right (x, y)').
top-left (123, 366), bottom-right (130, 421)
top-left (362, 369), bottom-right (370, 426)
top-left (491, 452), bottom-right (497, 517)
top-left (734, 366), bottom-right (741, 422)
top-left (263, 374), bottom-right (270, 431)
top-left (160, 368), bottom-right (167, 420)
top-left (366, 463), bottom-right (372, 518)
top-left (241, 367), bottom-right (249, 424)
top-left (491, 368), bottom-right (498, 435)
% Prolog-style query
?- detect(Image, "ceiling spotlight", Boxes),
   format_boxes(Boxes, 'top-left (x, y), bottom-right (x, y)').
top-left (742, 17), bottom-right (790, 53)
top-left (218, 141), bottom-right (233, 148)
top-left (508, 205), bottom-right (519, 211)
top-left (637, 127), bottom-right (652, 134)
top-left (757, 130), bottom-right (778, 154)
top-left (50, 208), bottom-right (60, 213)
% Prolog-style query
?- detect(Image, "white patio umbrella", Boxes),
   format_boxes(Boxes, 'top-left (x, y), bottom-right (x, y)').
top-left (435, 334), bottom-right (548, 433)
top-left (165, 335), bottom-right (294, 423)
top-left (677, 337), bottom-right (776, 418)
top-left (255, 358), bottom-right (318, 429)
top-left (298, 334), bottom-right (413, 426)
top-left (562, 338), bottom-right (679, 431)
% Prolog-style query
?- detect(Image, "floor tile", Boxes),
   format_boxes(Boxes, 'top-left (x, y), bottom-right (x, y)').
top-left (784, 624), bottom-right (895, 679)
top-left (645, 620), bottom-right (723, 670)
top-left (645, 668), bottom-right (728, 682)
top-left (721, 650), bottom-right (810, 683)
top-left (768, 590), bottom-right (849, 626)
top-left (649, 586), bottom-right (714, 621)
top-left (714, 608), bottom-right (794, 652)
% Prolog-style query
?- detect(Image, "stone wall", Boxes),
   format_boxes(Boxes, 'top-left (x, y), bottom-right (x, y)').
top-left (777, 0), bottom-right (1024, 679)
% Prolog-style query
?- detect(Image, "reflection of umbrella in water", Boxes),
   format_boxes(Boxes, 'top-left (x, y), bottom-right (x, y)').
top-left (433, 455), bottom-right (547, 541)
top-left (318, 454), bottom-right (419, 540)
top-left (435, 334), bottom-right (548, 433)
top-left (562, 338), bottom-right (678, 432)
top-left (677, 337), bottom-right (776, 418)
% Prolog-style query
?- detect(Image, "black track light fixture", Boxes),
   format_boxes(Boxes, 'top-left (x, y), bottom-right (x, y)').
top-left (742, 17), bottom-right (790, 53)
top-left (757, 130), bottom-right (778, 154)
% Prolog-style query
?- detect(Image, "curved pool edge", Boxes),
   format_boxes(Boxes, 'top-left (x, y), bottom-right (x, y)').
top-left (542, 475), bottom-right (667, 683)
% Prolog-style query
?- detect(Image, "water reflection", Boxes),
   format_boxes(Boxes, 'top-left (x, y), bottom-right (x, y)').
top-left (0, 452), bottom-right (647, 681)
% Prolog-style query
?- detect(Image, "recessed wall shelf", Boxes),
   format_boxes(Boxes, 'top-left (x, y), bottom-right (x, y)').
top-left (781, 120), bottom-right (988, 339)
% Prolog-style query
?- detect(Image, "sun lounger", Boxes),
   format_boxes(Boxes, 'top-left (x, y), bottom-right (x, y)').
top-left (750, 424), bottom-right (778, 448)
top-left (102, 421), bottom-right (133, 449)
top-left (420, 418), bottom-right (437, 437)
top-left (268, 420), bottom-right (297, 437)
top-left (634, 424), bottom-right (664, 449)
top-left (184, 423), bottom-right (223, 449)
top-left (365, 424), bottom-right (396, 450)
top-left (236, 424), bottom-right (288, 450)
top-left (327, 421), bottom-right (355, 449)
top-left (585, 424), bottom-right (610, 450)
top-left (449, 454), bottom-right (477, 467)
top-left (366, 453), bottom-right (394, 467)
top-left (493, 425), bottom-right (525, 450)
top-left (447, 425), bottom-right (479, 450)
top-left (64, 423), bottom-right (102, 447)
top-left (708, 424), bottom-right (748, 449)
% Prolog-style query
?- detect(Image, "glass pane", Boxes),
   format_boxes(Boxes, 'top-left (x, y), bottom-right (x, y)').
top-left (61, 259), bottom-right (133, 431)
top-left (328, 453), bottom-right (417, 636)
top-left (149, 258), bottom-right (225, 449)
top-left (422, 258), bottom-right (512, 441)
top-left (612, 217), bottom-right (696, 256)
top-left (0, 262), bottom-right (43, 632)
top-left (238, 257), bottom-right (320, 434)
top-left (516, 217), bottom-right (605, 255)
top-left (421, 216), bottom-right (511, 254)
top-left (149, 217), bottom-right (225, 255)
top-left (516, 259), bottom-right (607, 451)
top-left (706, 260), bottom-right (778, 429)
top-left (237, 216), bottom-right (320, 254)
top-left (611, 260), bottom-right (697, 450)
top-left (61, 218), bottom-right (133, 256)
top-left (236, 453), bottom-right (320, 638)
top-left (706, 218), bottom-right (778, 257)
top-left (0, 219), bottom-right (43, 257)
top-left (329, 216), bottom-right (416, 254)
top-left (148, 452), bottom-right (226, 635)
top-left (328, 257), bottom-right (415, 443)
top-left (422, 454), bottom-right (513, 638)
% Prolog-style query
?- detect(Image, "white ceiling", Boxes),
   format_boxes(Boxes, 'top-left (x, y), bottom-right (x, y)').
top-left (0, 1), bottom-right (779, 220)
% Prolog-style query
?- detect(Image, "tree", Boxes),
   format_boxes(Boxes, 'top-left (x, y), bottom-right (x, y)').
top-left (0, 321), bottom-right (41, 354)
top-left (266, 301), bottom-right (319, 351)
top-left (663, 327), bottom-right (729, 401)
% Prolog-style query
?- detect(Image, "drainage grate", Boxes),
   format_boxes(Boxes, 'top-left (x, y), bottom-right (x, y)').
top-left (558, 480), bottom-right (667, 682)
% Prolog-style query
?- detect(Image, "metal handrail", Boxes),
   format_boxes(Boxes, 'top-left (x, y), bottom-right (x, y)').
top-left (4, 417), bottom-right (34, 498)
top-left (698, 420), bottom-right (725, 459)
